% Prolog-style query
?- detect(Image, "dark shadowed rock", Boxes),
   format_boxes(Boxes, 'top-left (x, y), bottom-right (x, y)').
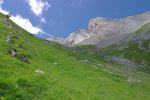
top-left (18, 54), bottom-right (29, 63)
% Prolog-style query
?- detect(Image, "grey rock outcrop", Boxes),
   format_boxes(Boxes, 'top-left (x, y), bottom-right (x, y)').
top-left (112, 56), bottom-right (136, 68)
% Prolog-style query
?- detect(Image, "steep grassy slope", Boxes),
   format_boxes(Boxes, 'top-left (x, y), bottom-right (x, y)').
top-left (100, 23), bottom-right (150, 74)
top-left (0, 13), bottom-right (150, 100)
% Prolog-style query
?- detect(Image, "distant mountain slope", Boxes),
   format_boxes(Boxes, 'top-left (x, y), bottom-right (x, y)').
top-left (47, 12), bottom-right (150, 48)
top-left (100, 23), bottom-right (150, 74)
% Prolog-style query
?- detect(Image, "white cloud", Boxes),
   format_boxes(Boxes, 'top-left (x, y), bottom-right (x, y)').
top-left (10, 15), bottom-right (42, 34)
top-left (0, 8), bottom-right (9, 15)
top-left (0, 0), bottom-right (4, 5)
top-left (0, 0), bottom-right (41, 34)
top-left (0, 0), bottom-right (9, 15)
top-left (26, 0), bottom-right (51, 16)
top-left (41, 17), bottom-right (46, 23)
top-left (0, 0), bottom-right (53, 37)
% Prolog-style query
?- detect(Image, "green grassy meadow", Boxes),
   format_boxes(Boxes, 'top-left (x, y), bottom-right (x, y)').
top-left (0, 13), bottom-right (150, 100)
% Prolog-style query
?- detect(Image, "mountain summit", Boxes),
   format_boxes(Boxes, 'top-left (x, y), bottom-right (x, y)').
top-left (48, 12), bottom-right (150, 48)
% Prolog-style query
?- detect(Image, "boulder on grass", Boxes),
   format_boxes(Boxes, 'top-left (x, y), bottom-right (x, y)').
top-left (35, 70), bottom-right (45, 74)
top-left (10, 49), bottom-right (17, 57)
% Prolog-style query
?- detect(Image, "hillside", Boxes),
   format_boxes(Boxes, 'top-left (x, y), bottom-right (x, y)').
top-left (100, 23), bottom-right (150, 74)
top-left (1, 12), bottom-right (150, 100)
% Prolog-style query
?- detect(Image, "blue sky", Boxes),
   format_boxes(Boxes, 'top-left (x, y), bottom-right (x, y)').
top-left (0, 0), bottom-right (150, 38)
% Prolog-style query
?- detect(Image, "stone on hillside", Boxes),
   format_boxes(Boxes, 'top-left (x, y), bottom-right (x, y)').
top-left (3, 19), bottom-right (9, 25)
top-left (6, 36), bottom-right (11, 42)
top-left (127, 76), bottom-right (141, 83)
top-left (54, 62), bottom-right (59, 65)
top-left (35, 70), bottom-right (45, 74)
top-left (80, 59), bottom-right (89, 62)
top-left (11, 49), bottom-right (17, 56)
top-left (19, 55), bottom-right (29, 62)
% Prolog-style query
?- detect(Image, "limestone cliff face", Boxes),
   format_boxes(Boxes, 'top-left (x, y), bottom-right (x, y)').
top-left (63, 29), bottom-right (93, 45)
top-left (47, 12), bottom-right (150, 48)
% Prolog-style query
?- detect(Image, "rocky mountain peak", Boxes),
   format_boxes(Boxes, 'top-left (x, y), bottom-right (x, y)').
top-left (47, 12), bottom-right (150, 47)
